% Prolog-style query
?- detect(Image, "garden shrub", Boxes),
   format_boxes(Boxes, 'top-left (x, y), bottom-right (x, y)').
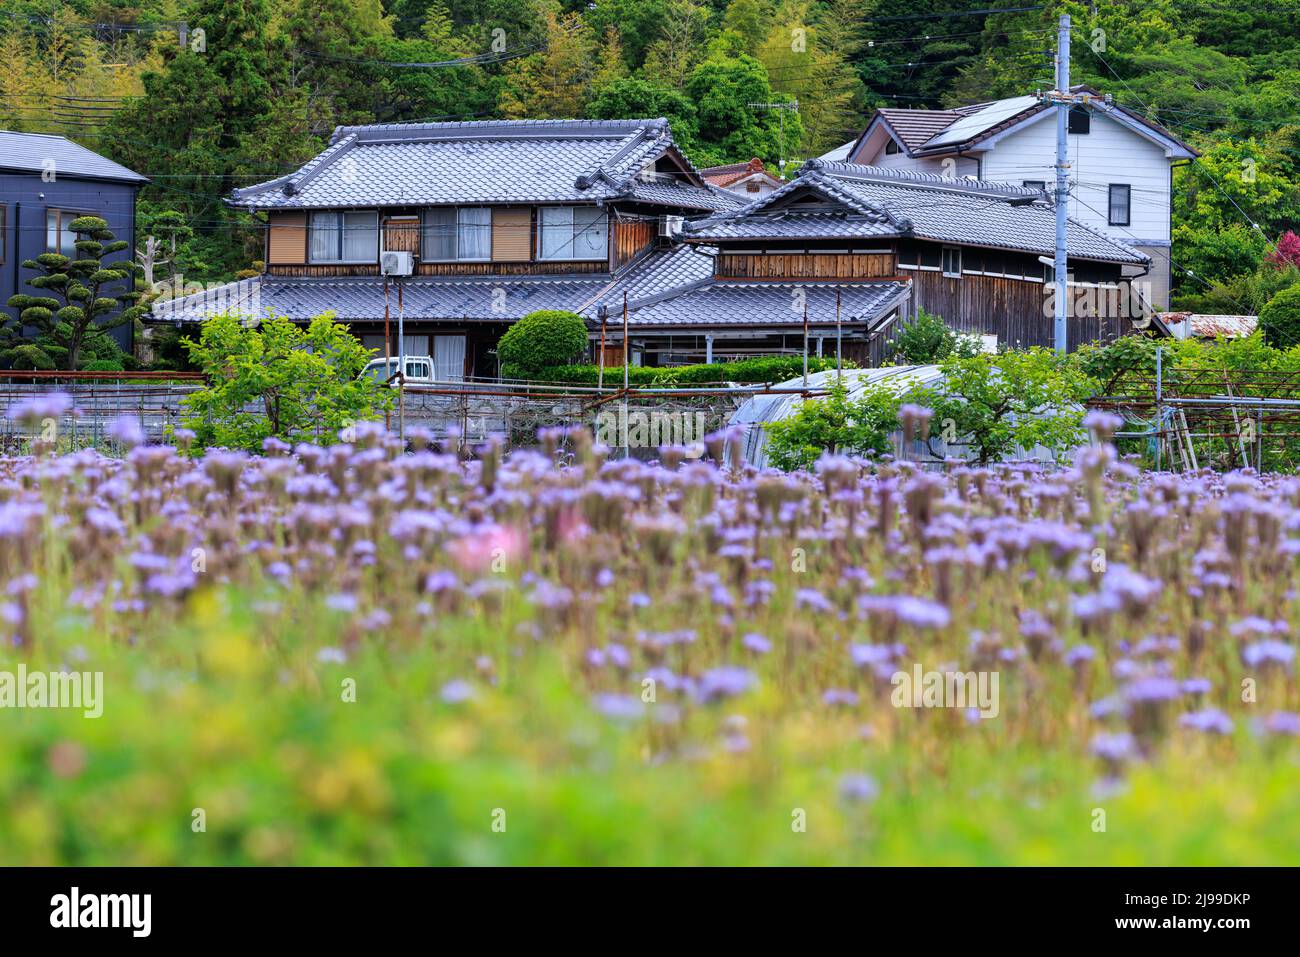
top-left (497, 310), bottom-right (589, 379)
top-left (1259, 284), bottom-right (1300, 349)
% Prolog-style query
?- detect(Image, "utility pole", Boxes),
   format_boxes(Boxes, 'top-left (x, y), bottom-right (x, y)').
top-left (1053, 12), bottom-right (1070, 354)
top-left (397, 279), bottom-right (406, 442)
top-left (748, 100), bottom-right (799, 174)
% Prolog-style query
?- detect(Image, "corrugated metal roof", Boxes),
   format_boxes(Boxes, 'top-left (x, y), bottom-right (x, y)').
top-left (0, 130), bottom-right (147, 183)
top-left (1158, 312), bottom-right (1258, 339)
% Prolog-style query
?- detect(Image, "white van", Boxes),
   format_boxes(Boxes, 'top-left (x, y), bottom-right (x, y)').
top-left (360, 355), bottom-right (435, 386)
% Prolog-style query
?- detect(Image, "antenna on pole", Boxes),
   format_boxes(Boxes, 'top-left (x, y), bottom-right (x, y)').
top-left (1052, 14), bottom-right (1071, 354)
top-left (748, 99), bottom-right (799, 174)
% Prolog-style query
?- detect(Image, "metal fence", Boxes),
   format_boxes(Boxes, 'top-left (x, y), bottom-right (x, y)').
top-left (0, 371), bottom-right (820, 453)
top-left (1088, 351), bottom-right (1300, 472)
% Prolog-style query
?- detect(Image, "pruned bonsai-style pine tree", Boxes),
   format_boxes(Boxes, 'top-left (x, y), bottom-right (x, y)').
top-left (4, 215), bottom-right (151, 371)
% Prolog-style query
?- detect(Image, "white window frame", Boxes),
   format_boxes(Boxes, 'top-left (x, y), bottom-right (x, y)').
top-left (421, 207), bottom-right (492, 262)
top-left (309, 209), bottom-right (379, 264)
top-left (1108, 184), bottom-right (1131, 227)
top-left (537, 206), bottom-right (609, 262)
top-left (47, 208), bottom-right (92, 257)
top-left (941, 245), bottom-right (962, 279)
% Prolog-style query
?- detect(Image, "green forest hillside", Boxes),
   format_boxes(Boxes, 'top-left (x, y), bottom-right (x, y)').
top-left (3, 0), bottom-right (1299, 308)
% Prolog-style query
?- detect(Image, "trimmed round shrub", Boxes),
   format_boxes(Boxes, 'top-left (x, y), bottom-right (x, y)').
top-left (1259, 284), bottom-right (1300, 349)
top-left (497, 310), bottom-right (589, 379)
top-left (9, 344), bottom-right (56, 370)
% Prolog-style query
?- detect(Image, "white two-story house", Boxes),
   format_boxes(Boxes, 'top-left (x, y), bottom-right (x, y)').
top-left (845, 86), bottom-right (1198, 308)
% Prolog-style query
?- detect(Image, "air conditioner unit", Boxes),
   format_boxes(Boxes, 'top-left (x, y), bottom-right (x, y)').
top-left (659, 215), bottom-right (684, 239)
top-left (380, 250), bottom-right (413, 276)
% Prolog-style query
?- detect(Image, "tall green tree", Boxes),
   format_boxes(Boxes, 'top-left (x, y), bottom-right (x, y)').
top-left (5, 216), bottom-right (148, 371)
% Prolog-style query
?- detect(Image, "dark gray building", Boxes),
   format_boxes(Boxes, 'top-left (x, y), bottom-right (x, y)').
top-left (0, 130), bottom-right (148, 352)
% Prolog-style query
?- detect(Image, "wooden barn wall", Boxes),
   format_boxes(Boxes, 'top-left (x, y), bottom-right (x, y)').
top-left (906, 271), bottom-right (1135, 351)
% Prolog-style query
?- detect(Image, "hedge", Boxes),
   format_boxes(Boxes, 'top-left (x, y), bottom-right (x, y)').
top-left (530, 356), bottom-right (853, 387)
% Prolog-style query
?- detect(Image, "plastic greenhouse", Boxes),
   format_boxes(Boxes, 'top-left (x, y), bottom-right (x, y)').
top-left (728, 365), bottom-right (1078, 469)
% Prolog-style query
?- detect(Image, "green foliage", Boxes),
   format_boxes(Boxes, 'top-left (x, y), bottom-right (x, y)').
top-left (497, 310), bottom-right (589, 380)
top-left (887, 310), bottom-right (982, 366)
top-left (533, 356), bottom-right (849, 386)
top-left (4, 217), bottom-right (148, 370)
top-left (180, 313), bottom-right (391, 452)
top-left (1259, 285), bottom-right (1300, 350)
top-left (7, 344), bottom-right (55, 371)
top-left (906, 349), bottom-right (1096, 465)
top-left (764, 379), bottom-right (902, 471)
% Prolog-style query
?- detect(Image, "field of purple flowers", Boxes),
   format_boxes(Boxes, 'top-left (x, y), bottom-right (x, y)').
top-left (1, 405), bottom-right (1298, 864)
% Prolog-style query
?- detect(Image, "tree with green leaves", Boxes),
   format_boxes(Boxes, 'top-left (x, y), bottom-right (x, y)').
top-left (5, 216), bottom-right (147, 371)
top-left (764, 377), bottom-right (902, 471)
top-left (887, 309), bottom-right (981, 366)
top-left (180, 313), bottom-right (392, 452)
top-left (684, 39), bottom-right (799, 169)
top-left (904, 349), bottom-right (1096, 466)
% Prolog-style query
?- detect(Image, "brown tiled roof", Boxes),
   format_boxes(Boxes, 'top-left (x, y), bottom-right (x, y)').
top-left (875, 109), bottom-right (965, 150)
top-left (701, 157), bottom-right (771, 187)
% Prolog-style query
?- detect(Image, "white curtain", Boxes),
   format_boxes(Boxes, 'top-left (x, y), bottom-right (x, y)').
top-left (401, 335), bottom-right (428, 358)
top-left (309, 211), bottom-right (338, 262)
top-left (457, 208), bottom-right (491, 260)
top-left (433, 335), bottom-right (466, 382)
top-left (341, 210), bottom-right (377, 261)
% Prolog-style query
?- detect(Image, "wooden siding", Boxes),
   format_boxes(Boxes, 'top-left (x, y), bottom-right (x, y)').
top-left (267, 212), bottom-right (307, 265)
top-left (383, 216), bottom-right (419, 254)
top-left (715, 252), bottom-right (896, 280)
top-left (266, 261), bottom-right (609, 278)
top-left (492, 207), bottom-right (532, 262)
top-left (613, 219), bottom-right (656, 269)
top-left (904, 270), bottom-right (1134, 351)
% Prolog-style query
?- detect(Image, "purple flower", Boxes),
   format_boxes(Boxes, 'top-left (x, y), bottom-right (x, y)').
top-left (1179, 709), bottom-right (1233, 735)
top-left (440, 679), bottom-right (476, 704)
top-left (822, 689), bottom-right (859, 707)
top-left (695, 667), bottom-right (757, 704)
top-left (742, 633), bottom-right (772, 655)
top-left (6, 393), bottom-right (72, 426)
top-left (1258, 712), bottom-right (1300, 737)
top-left (1090, 732), bottom-right (1137, 763)
top-left (108, 415), bottom-right (147, 448)
top-left (838, 773), bottom-right (879, 804)
top-left (593, 693), bottom-right (643, 721)
top-left (1242, 640), bottom-right (1295, 670)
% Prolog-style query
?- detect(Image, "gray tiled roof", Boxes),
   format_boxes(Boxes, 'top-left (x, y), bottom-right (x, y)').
top-left (619, 177), bottom-right (743, 211)
top-left (686, 161), bottom-right (1147, 265)
top-left (609, 279), bottom-right (911, 330)
top-left (686, 210), bottom-right (899, 241)
top-left (151, 275), bottom-right (612, 324)
top-left (601, 243), bottom-right (717, 303)
top-left (0, 130), bottom-right (147, 183)
top-left (228, 118), bottom-right (720, 210)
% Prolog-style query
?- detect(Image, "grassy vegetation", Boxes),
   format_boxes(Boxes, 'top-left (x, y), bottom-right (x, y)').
top-left (1, 420), bottom-right (1298, 864)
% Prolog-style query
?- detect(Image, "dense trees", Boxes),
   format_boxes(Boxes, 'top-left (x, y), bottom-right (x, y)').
top-left (3, 0), bottom-right (1298, 305)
